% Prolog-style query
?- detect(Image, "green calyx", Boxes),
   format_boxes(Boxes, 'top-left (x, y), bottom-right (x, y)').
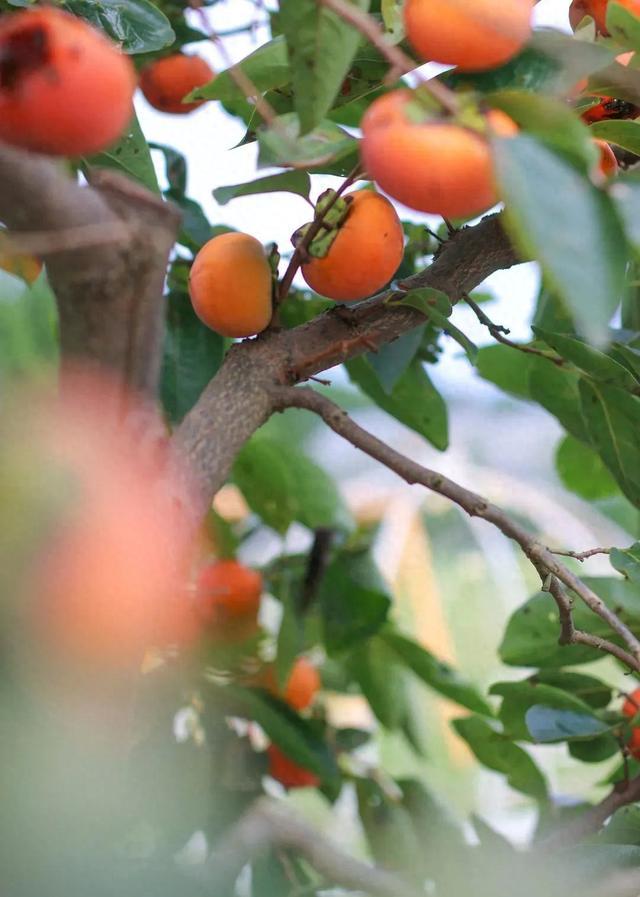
top-left (291, 189), bottom-right (353, 260)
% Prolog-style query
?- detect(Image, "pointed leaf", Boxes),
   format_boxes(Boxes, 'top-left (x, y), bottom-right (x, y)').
top-left (525, 705), bottom-right (610, 743)
top-left (213, 171), bottom-right (311, 206)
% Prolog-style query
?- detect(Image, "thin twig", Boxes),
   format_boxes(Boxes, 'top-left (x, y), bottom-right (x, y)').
top-left (194, 797), bottom-right (422, 897)
top-left (300, 528), bottom-right (334, 613)
top-left (547, 546), bottom-right (612, 562)
top-left (463, 293), bottom-right (565, 366)
top-left (193, 8), bottom-right (280, 127)
top-left (270, 386), bottom-right (640, 668)
top-left (277, 164), bottom-right (362, 305)
top-left (317, 0), bottom-right (460, 114)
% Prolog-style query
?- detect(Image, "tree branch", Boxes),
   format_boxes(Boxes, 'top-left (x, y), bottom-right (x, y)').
top-left (269, 386), bottom-right (640, 667)
top-left (0, 142), bottom-right (181, 394)
top-left (195, 797), bottom-right (422, 897)
top-left (175, 213), bottom-right (521, 515)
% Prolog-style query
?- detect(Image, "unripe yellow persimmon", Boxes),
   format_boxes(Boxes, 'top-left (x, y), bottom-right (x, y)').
top-left (404, 0), bottom-right (533, 72)
top-left (301, 190), bottom-right (404, 302)
top-left (361, 90), bottom-right (517, 219)
top-left (189, 233), bottom-right (273, 338)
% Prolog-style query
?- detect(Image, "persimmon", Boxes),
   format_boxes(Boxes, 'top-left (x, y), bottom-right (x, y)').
top-left (264, 657), bottom-right (321, 711)
top-left (0, 251), bottom-right (42, 283)
top-left (139, 53), bottom-right (214, 115)
top-left (594, 139), bottom-right (618, 177)
top-left (570, 0), bottom-right (640, 34)
top-left (196, 559), bottom-right (262, 642)
top-left (266, 745), bottom-right (320, 789)
top-left (404, 0), bottom-right (533, 72)
top-left (300, 190), bottom-right (404, 302)
top-left (189, 233), bottom-right (273, 338)
top-left (361, 90), bottom-right (517, 219)
top-left (623, 687), bottom-right (640, 717)
top-left (13, 368), bottom-right (194, 668)
top-left (0, 7), bottom-right (135, 156)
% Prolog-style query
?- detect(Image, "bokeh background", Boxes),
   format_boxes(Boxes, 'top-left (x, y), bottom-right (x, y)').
top-left (1, 0), bottom-right (633, 860)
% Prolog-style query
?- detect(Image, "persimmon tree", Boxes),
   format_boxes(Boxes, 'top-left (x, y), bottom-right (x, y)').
top-left (4, 1), bottom-right (640, 897)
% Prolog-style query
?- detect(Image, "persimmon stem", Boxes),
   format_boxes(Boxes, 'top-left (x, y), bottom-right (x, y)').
top-left (317, 0), bottom-right (461, 116)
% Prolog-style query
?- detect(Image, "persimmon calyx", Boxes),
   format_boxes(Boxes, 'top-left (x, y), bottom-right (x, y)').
top-left (290, 190), bottom-right (353, 260)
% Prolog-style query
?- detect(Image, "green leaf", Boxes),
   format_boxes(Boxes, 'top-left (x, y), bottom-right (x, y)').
top-left (491, 680), bottom-right (598, 742)
top-left (0, 272), bottom-right (58, 382)
top-left (579, 380), bottom-right (640, 507)
top-left (233, 434), bottom-right (353, 535)
top-left (213, 171), bottom-right (311, 206)
top-left (535, 328), bottom-right (640, 390)
top-left (531, 670), bottom-right (612, 709)
top-left (84, 111), bottom-right (159, 193)
top-left (476, 344), bottom-right (533, 400)
top-left (596, 805), bottom-right (640, 844)
top-left (150, 142), bottom-right (187, 196)
top-left (397, 287), bottom-right (477, 363)
top-left (488, 90), bottom-right (596, 170)
top-left (215, 684), bottom-right (339, 784)
top-left (555, 434), bottom-right (619, 500)
top-left (64, 0), bottom-right (174, 53)
top-left (257, 115), bottom-right (357, 169)
top-left (279, 0), bottom-right (369, 134)
top-left (612, 174), bottom-right (640, 251)
top-left (442, 29), bottom-right (614, 98)
top-left (189, 37), bottom-right (290, 102)
top-left (160, 290), bottom-right (225, 426)
top-left (356, 778), bottom-right (425, 876)
top-left (535, 328), bottom-right (639, 389)
top-left (367, 326), bottom-right (425, 393)
top-left (607, 0), bottom-right (640, 51)
top-left (611, 542), bottom-right (640, 583)
top-left (346, 356), bottom-right (448, 450)
top-left (569, 732), bottom-right (620, 763)
top-left (168, 194), bottom-right (212, 251)
top-left (525, 705), bottom-right (610, 743)
top-left (319, 550), bottom-right (391, 653)
top-left (591, 120), bottom-right (640, 156)
top-left (348, 638), bottom-right (409, 730)
top-left (452, 716), bottom-right (548, 800)
top-left (500, 578), bottom-right (640, 668)
top-left (495, 134), bottom-right (628, 346)
top-left (528, 355), bottom-right (589, 441)
top-left (382, 630), bottom-right (493, 716)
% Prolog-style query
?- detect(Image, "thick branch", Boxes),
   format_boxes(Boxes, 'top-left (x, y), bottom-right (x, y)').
top-left (541, 773), bottom-right (640, 849)
top-left (195, 797), bottom-right (422, 897)
top-left (0, 142), bottom-right (180, 393)
top-left (175, 213), bottom-right (520, 514)
top-left (270, 386), bottom-right (640, 665)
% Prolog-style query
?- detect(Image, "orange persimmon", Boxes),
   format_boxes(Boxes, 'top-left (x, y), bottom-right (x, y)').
top-left (139, 53), bottom-right (214, 115)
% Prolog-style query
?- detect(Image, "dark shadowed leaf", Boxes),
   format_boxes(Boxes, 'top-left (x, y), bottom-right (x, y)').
top-left (491, 679), bottom-right (596, 742)
top-left (64, 0), bottom-right (174, 53)
top-left (160, 290), bottom-right (225, 426)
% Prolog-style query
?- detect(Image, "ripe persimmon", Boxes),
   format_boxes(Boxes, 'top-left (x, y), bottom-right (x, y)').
top-left (0, 252), bottom-right (42, 283)
top-left (0, 7), bottom-right (135, 156)
top-left (267, 745), bottom-right (320, 789)
top-left (189, 233), bottom-right (273, 338)
top-left (361, 90), bottom-right (517, 219)
top-left (264, 657), bottom-right (321, 711)
top-left (301, 190), bottom-right (404, 302)
top-left (139, 53), bottom-right (214, 115)
top-left (623, 687), bottom-right (640, 717)
top-left (570, 0), bottom-right (640, 34)
top-left (15, 368), bottom-right (194, 668)
top-left (594, 139), bottom-right (618, 177)
top-left (196, 559), bottom-right (262, 642)
top-left (404, 0), bottom-right (533, 72)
